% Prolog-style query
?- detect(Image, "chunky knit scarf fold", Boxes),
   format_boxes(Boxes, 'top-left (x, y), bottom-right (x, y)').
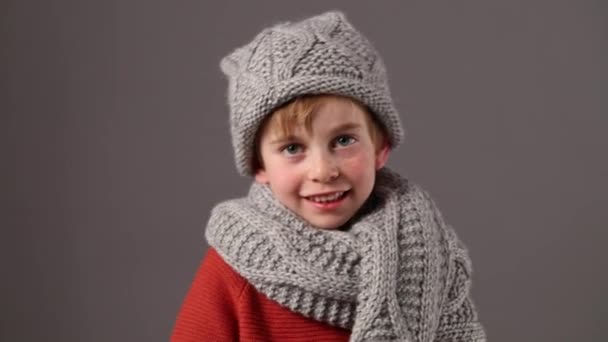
top-left (205, 168), bottom-right (486, 342)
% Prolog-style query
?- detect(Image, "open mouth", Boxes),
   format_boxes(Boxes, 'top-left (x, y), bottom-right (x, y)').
top-left (305, 190), bottom-right (349, 204)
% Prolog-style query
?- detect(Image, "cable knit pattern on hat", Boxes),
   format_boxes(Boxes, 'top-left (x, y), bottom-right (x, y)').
top-left (205, 168), bottom-right (486, 341)
top-left (220, 11), bottom-right (404, 175)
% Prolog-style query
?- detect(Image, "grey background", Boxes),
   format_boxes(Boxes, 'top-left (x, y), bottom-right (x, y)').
top-left (2, 0), bottom-right (606, 341)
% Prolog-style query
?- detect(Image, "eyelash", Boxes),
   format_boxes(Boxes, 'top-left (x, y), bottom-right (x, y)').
top-left (281, 143), bottom-right (303, 156)
top-left (279, 135), bottom-right (357, 156)
top-left (334, 135), bottom-right (356, 147)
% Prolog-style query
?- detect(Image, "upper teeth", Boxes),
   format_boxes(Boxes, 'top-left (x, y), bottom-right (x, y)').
top-left (309, 192), bottom-right (344, 203)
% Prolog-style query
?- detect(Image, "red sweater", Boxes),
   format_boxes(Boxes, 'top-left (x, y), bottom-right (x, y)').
top-left (171, 248), bottom-right (350, 341)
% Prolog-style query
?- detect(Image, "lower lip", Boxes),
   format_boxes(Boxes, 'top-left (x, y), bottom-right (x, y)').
top-left (306, 192), bottom-right (348, 211)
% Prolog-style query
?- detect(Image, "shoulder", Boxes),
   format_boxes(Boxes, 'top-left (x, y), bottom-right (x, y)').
top-left (376, 167), bottom-right (431, 207)
top-left (394, 179), bottom-right (477, 312)
top-left (384, 169), bottom-right (470, 260)
top-left (386, 170), bottom-right (456, 241)
top-left (380, 170), bottom-right (479, 315)
top-left (379, 169), bottom-right (439, 224)
top-left (171, 248), bottom-right (250, 341)
top-left (186, 248), bottom-right (249, 303)
top-left (204, 197), bottom-right (250, 249)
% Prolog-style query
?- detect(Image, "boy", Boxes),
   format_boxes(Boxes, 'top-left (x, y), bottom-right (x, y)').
top-left (172, 11), bottom-right (486, 342)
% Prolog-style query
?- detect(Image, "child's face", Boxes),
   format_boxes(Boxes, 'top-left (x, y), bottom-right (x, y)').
top-left (255, 98), bottom-right (390, 230)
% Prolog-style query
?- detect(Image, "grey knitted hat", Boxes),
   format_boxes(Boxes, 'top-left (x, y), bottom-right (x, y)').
top-left (220, 10), bottom-right (405, 176)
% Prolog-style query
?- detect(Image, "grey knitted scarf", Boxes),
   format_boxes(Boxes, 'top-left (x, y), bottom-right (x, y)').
top-left (205, 168), bottom-right (486, 342)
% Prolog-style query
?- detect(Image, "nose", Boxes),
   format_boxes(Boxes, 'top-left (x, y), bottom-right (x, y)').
top-left (308, 150), bottom-right (339, 183)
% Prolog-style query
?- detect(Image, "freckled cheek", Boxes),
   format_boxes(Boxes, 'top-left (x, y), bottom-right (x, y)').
top-left (340, 152), bottom-right (375, 178)
top-left (268, 165), bottom-right (302, 195)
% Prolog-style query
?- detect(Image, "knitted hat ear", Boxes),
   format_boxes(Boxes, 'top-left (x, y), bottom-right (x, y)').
top-left (220, 10), bottom-right (405, 176)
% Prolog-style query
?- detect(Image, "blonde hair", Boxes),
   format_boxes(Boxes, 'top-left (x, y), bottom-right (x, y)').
top-left (252, 94), bottom-right (388, 171)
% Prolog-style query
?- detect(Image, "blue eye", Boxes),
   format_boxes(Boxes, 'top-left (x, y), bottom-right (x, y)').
top-left (334, 135), bottom-right (356, 147)
top-left (281, 143), bottom-right (303, 155)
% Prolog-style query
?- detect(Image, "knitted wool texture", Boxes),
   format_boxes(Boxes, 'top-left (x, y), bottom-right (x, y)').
top-left (205, 168), bottom-right (486, 342)
top-left (220, 11), bottom-right (404, 176)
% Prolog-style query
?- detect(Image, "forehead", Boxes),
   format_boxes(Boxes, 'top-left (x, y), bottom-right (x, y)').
top-left (313, 101), bottom-right (367, 130)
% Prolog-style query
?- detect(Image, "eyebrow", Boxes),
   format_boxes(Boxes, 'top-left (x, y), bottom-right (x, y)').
top-left (328, 122), bottom-right (362, 135)
top-left (269, 135), bottom-right (299, 146)
top-left (268, 122), bottom-right (363, 145)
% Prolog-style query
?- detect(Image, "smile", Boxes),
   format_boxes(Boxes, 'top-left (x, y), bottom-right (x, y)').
top-left (305, 191), bottom-right (349, 203)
